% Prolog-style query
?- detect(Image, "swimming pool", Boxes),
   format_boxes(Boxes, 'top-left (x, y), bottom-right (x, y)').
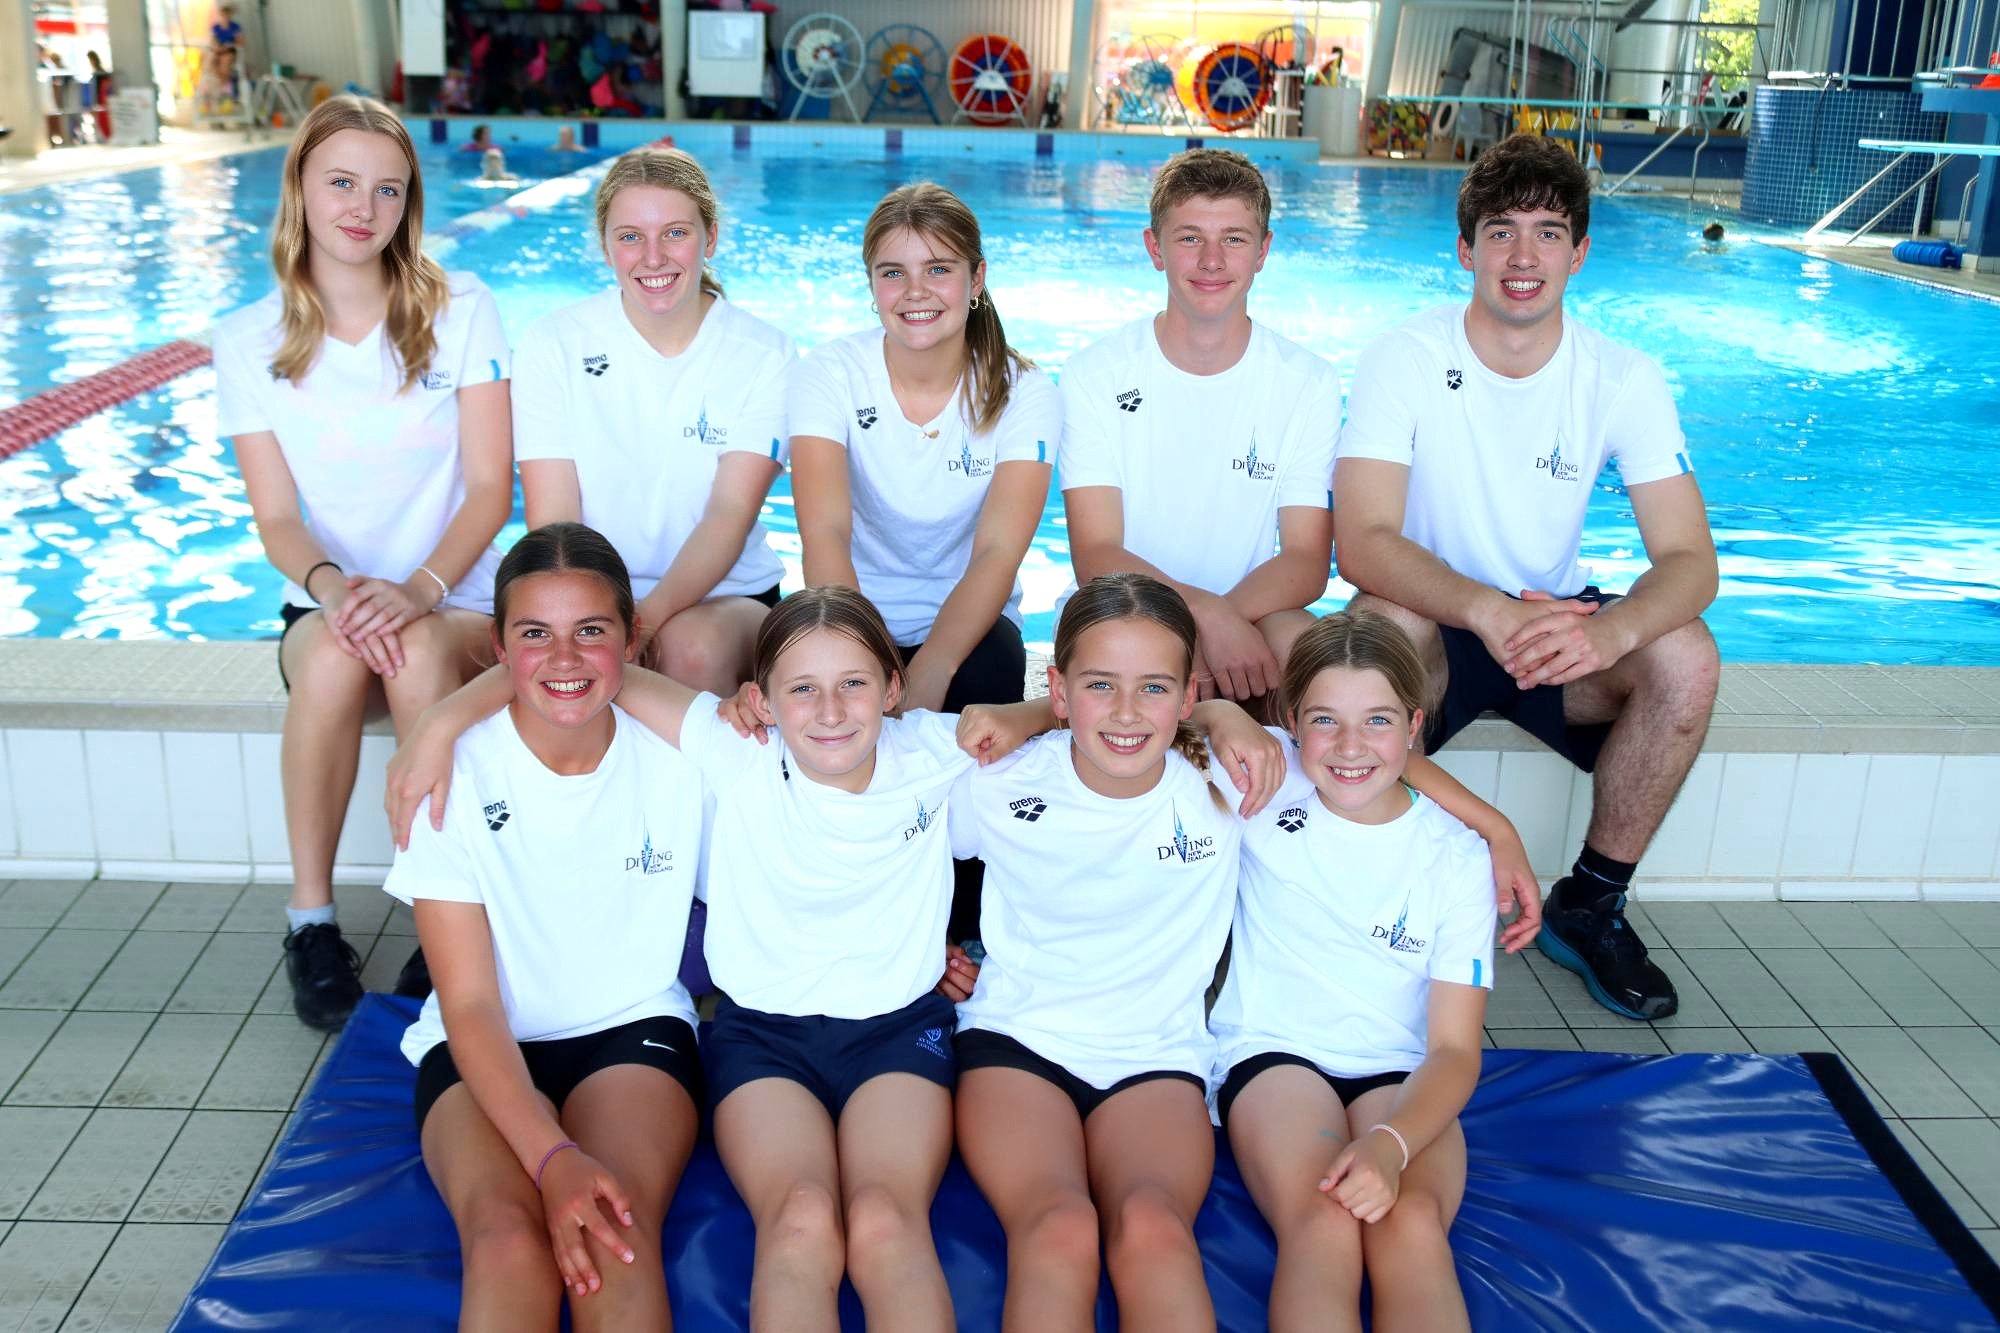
top-left (1, 136), bottom-right (1996, 662)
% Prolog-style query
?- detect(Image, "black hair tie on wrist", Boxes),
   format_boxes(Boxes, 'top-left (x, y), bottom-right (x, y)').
top-left (303, 560), bottom-right (342, 603)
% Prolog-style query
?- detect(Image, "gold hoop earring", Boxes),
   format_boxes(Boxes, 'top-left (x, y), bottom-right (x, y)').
top-left (870, 301), bottom-right (879, 314)
top-left (969, 294), bottom-right (982, 312)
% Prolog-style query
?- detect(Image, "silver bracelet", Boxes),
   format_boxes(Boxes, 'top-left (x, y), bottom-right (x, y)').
top-left (414, 565), bottom-right (450, 606)
top-left (1369, 1122), bottom-right (1410, 1170)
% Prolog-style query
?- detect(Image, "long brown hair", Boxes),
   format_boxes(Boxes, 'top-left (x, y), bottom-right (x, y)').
top-left (594, 146), bottom-right (725, 300)
top-left (862, 182), bottom-right (1031, 436)
top-left (752, 586), bottom-right (903, 694)
top-left (1053, 574), bottom-right (1210, 776)
top-left (270, 94), bottom-right (449, 392)
top-left (1278, 611), bottom-right (1429, 733)
top-left (493, 522), bottom-right (637, 642)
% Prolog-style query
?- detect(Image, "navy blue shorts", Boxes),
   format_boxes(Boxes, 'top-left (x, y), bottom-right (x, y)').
top-left (1215, 1051), bottom-right (1409, 1131)
top-left (704, 991), bottom-right (957, 1118)
top-left (412, 1014), bottom-right (703, 1133)
top-left (1426, 587), bottom-right (1619, 772)
top-left (956, 1028), bottom-right (1205, 1121)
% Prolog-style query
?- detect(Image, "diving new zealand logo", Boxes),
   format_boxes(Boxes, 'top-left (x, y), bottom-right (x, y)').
top-left (948, 440), bottom-right (993, 478)
top-left (421, 369), bottom-right (455, 391)
top-left (1155, 804), bottom-right (1216, 863)
top-left (1536, 434), bottom-right (1580, 482)
top-left (1232, 433), bottom-right (1275, 481)
top-left (902, 801), bottom-right (936, 842)
top-left (625, 830), bottom-right (672, 875)
top-left (582, 354), bottom-right (609, 378)
top-left (683, 403), bottom-right (725, 445)
top-left (1371, 900), bottom-right (1427, 953)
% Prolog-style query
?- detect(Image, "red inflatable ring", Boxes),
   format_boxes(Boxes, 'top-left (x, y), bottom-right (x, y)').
top-left (949, 33), bottom-right (1032, 125)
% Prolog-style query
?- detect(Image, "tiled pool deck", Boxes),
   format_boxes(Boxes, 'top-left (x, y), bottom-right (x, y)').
top-left (1, 881), bottom-right (1998, 1329)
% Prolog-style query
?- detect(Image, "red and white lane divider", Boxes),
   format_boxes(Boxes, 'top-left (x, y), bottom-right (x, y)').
top-left (0, 339), bottom-right (214, 461)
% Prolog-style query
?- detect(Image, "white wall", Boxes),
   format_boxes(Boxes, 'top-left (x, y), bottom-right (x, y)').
top-left (261, 0), bottom-right (396, 97)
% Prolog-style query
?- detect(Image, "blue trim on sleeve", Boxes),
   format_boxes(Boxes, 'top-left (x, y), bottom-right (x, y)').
top-left (489, 358), bottom-right (502, 383)
top-left (1472, 958), bottom-right (1484, 987)
top-left (1675, 450), bottom-right (1693, 476)
top-left (769, 437), bottom-right (781, 460)
top-left (1036, 440), bottom-right (1047, 463)
top-left (1326, 488), bottom-right (1335, 510)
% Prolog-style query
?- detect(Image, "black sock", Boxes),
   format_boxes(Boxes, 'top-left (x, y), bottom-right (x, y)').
top-left (1571, 845), bottom-right (1637, 901)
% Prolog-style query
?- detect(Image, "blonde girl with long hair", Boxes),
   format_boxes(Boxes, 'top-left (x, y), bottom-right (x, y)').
top-left (213, 93), bottom-right (511, 1033)
top-left (509, 145), bottom-right (794, 697)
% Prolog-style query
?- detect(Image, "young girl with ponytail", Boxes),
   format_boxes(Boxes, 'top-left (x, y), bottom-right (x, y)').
top-left (510, 145), bottom-right (794, 696)
top-left (788, 182), bottom-right (1057, 717)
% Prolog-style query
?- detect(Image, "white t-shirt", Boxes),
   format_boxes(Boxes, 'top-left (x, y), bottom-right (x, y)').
top-left (951, 733), bottom-right (1241, 1088)
top-left (384, 705), bottom-right (705, 1066)
top-left (1209, 739), bottom-right (1496, 1082)
top-left (511, 291), bottom-right (792, 600)
top-left (676, 695), bottom-right (972, 1019)
top-left (213, 272), bottom-right (508, 613)
top-left (1056, 316), bottom-right (1341, 602)
top-left (1335, 303), bottom-right (1692, 598)
top-left (789, 328), bottom-right (1060, 645)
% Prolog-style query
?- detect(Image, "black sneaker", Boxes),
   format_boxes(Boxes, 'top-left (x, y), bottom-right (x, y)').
top-left (393, 945), bottom-right (432, 1000)
top-left (283, 923), bottom-right (363, 1032)
top-left (1537, 879), bottom-right (1679, 1021)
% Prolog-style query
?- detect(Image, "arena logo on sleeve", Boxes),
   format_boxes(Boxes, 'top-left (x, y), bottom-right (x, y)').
top-left (483, 800), bottom-right (511, 832)
top-left (582, 353), bottom-right (609, 378)
top-left (855, 405), bottom-right (878, 429)
top-left (1115, 387), bottom-right (1143, 413)
top-left (1275, 805), bottom-right (1308, 833)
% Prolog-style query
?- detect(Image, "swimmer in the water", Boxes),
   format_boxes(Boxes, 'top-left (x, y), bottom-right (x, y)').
top-left (1701, 222), bottom-right (1725, 246)
top-left (480, 147), bottom-right (517, 185)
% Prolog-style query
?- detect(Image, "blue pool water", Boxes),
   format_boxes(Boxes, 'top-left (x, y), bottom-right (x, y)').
top-left (1, 140), bottom-right (1996, 662)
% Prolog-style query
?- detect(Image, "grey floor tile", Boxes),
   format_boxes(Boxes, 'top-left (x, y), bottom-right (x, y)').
top-left (1789, 903), bottom-right (1895, 949)
top-left (135, 884), bottom-right (245, 934)
top-left (331, 884), bottom-right (395, 937)
top-left (25, 1109), bottom-right (185, 1223)
top-left (198, 1018), bottom-right (327, 1112)
top-left (130, 1111), bottom-right (281, 1224)
top-left (1979, 1230), bottom-right (2000, 1264)
top-left (1825, 1028), bottom-right (1981, 1118)
top-left (1910, 1120), bottom-right (2000, 1221)
top-left (75, 934), bottom-right (207, 1014)
top-left (0, 881), bottom-right (88, 930)
top-left (0, 1108), bottom-right (88, 1220)
top-left (1488, 951), bottom-right (1559, 1024)
top-left (1903, 949), bottom-right (2000, 1025)
top-left (1933, 904), bottom-right (2000, 948)
top-left (55, 884), bottom-right (167, 934)
top-left (357, 934), bottom-right (412, 995)
top-left (0, 1221), bottom-right (120, 1332)
top-left (1480, 1030), bottom-right (1495, 1049)
top-left (1488, 1028), bottom-right (1582, 1050)
top-left (1861, 902), bottom-right (1975, 949)
top-left (57, 1221), bottom-right (226, 1333)
top-left (1742, 1027), bottom-right (1833, 1054)
top-left (381, 902), bottom-right (417, 936)
top-left (102, 1015), bottom-right (241, 1110)
top-left (5, 1013), bottom-right (153, 1108)
top-left (1904, 1027), bottom-right (2000, 1116)
top-left (1575, 1028), bottom-right (1670, 1054)
top-left (1830, 949), bottom-right (1976, 1026)
top-left (1675, 949), bottom-right (1811, 1027)
top-left (1649, 950), bottom-right (1733, 1029)
top-left (1715, 902), bottom-right (1818, 948)
top-left (1886, 1119), bottom-right (1994, 1228)
top-left (0, 929), bottom-right (43, 989)
top-left (1758, 949), bottom-right (1893, 1027)
top-left (1635, 901), bottom-right (1740, 949)
top-left (215, 884), bottom-right (285, 934)
top-left (1660, 1027), bottom-right (1754, 1053)
top-left (165, 934), bottom-right (278, 1015)
top-left (0, 1011), bottom-right (63, 1100)
top-left (250, 956), bottom-right (296, 1018)
top-left (0, 930), bottom-right (126, 1010)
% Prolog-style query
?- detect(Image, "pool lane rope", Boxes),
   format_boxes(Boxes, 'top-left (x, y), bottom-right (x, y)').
top-left (0, 139), bottom-right (662, 461)
top-left (0, 339), bottom-right (214, 460)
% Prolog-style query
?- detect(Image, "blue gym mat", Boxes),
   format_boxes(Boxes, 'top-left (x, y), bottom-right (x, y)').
top-left (172, 995), bottom-right (2000, 1330)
